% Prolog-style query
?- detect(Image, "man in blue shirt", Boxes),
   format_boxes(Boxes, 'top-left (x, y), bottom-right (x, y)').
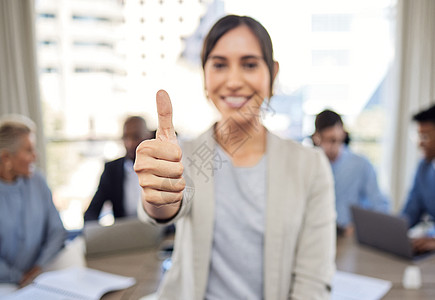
top-left (312, 110), bottom-right (390, 236)
top-left (402, 104), bottom-right (435, 253)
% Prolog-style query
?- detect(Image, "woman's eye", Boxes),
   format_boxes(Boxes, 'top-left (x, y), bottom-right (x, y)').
top-left (243, 62), bottom-right (258, 70)
top-left (213, 63), bottom-right (226, 69)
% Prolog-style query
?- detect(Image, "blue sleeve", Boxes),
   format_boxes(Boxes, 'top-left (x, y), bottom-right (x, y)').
top-left (401, 164), bottom-right (424, 228)
top-left (0, 258), bottom-right (22, 283)
top-left (361, 159), bottom-right (390, 213)
top-left (35, 178), bottom-right (66, 267)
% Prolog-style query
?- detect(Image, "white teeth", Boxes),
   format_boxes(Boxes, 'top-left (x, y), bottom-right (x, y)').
top-left (225, 97), bottom-right (246, 105)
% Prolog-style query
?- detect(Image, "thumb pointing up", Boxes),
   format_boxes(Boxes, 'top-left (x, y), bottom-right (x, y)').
top-left (156, 90), bottom-right (178, 144)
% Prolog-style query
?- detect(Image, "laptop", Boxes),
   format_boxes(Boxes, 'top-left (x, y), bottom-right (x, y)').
top-left (83, 217), bottom-right (163, 257)
top-left (351, 206), bottom-right (434, 260)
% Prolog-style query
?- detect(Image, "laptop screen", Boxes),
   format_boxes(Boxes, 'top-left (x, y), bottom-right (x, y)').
top-left (351, 206), bottom-right (414, 259)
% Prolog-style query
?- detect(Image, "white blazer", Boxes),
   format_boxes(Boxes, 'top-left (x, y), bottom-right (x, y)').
top-left (138, 127), bottom-right (336, 300)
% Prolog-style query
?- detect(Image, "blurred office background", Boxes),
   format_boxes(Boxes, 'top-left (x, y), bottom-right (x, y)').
top-left (1, 0), bottom-right (434, 230)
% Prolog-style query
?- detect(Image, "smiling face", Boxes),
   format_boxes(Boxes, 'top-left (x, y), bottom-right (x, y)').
top-left (203, 25), bottom-right (277, 126)
top-left (8, 133), bottom-right (37, 178)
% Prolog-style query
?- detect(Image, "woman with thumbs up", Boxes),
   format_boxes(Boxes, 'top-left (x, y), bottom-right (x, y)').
top-left (135, 15), bottom-right (335, 300)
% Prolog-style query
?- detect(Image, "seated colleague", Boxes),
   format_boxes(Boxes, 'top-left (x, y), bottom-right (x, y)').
top-left (0, 115), bottom-right (66, 287)
top-left (312, 109), bottom-right (390, 234)
top-left (84, 116), bottom-right (153, 221)
top-left (401, 104), bottom-right (435, 253)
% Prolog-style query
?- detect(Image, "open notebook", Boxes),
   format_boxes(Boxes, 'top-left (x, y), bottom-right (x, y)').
top-left (4, 267), bottom-right (136, 300)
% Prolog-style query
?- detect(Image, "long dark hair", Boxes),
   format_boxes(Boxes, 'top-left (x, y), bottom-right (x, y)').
top-left (201, 15), bottom-right (276, 95)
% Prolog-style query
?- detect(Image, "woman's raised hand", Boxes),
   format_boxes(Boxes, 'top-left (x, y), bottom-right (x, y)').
top-left (134, 90), bottom-right (185, 220)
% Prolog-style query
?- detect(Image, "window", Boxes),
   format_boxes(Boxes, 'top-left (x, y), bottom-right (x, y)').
top-left (40, 67), bottom-right (58, 73)
top-left (72, 15), bottom-right (112, 23)
top-left (312, 50), bottom-right (350, 67)
top-left (38, 13), bottom-right (56, 19)
top-left (36, 0), bottom-right (396, 229)
top-left (312, 14), bottom-right (353, 32)
top-left (73, 41), bottom-right (114, 49)
top-left (307, 84), bottom-right (349, 101)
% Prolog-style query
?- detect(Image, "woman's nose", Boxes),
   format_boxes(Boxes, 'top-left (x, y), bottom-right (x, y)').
top-left (225, 66), bottom-right (243, 90)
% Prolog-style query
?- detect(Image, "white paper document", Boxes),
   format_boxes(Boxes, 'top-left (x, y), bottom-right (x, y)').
top-left (332, 270), bottom-right (392, 300)
top-left (139, 293), bottom-right (157, 300)
top-left (4, 267), bottom-right (136, 300)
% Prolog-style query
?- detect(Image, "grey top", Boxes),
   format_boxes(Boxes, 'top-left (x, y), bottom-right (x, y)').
top-left (205, 145), bottom-right (267, 300)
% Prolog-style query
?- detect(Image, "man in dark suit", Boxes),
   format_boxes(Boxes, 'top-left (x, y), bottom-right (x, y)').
top-left (84, 116), bottom-right (154, 221)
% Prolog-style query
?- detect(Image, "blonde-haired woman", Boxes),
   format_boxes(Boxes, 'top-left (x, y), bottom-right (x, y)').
top-left (0, 115), bottom-right (66, 292)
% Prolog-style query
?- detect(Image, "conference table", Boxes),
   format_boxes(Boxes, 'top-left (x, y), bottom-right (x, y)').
top-left (86, 249), bottom-right (162, 300)
top-left (86, 235), bottom-right (435, 300)
top-left (336, 236), bottom-right (435, 299)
